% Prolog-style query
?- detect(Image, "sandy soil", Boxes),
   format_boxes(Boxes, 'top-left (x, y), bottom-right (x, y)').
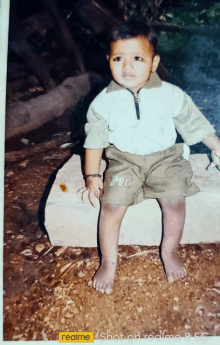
top-left (3, 141), bottom-right (220, 341)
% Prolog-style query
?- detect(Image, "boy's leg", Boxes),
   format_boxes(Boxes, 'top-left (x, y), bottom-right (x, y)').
top-left (157, 197), bottom-right (186, 283)
top-left (93, 203), bottom-right (128, 294)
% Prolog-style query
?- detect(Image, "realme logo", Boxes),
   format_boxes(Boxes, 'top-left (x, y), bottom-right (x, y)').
top-left (59, 332), bottom-right (94, 343)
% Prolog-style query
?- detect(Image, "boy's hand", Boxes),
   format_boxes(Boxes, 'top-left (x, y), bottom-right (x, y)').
top-left (78, 177), bottom-right (103, 207)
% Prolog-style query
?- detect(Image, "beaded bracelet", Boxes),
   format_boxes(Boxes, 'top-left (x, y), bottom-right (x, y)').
top-left (85, 174), bottom-right (101, 179)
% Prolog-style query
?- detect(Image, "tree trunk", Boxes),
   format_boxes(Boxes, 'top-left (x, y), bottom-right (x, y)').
top-left (42, 0), bottom-right (86, 75)
top-left (17, 11), bottom-right (54, 41)
top-left (5, 72), bottom-right (103, 140)
top-left (9, 40), bottom-right (56, 91)
top-left (5, 132), bottom-right (70, 163)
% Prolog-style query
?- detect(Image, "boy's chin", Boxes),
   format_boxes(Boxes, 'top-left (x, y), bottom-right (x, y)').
top-left (116, 79), bottom-right (141, 92)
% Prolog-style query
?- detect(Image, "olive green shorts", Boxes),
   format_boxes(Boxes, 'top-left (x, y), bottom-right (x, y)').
top-left (100, 144), bottom-right (199, 206)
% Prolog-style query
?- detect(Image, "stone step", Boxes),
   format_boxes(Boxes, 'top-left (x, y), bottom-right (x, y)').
top-left (45, 153), bottom-right (220, 247)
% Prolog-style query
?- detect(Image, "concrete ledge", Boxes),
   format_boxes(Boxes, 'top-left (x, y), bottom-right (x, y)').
top-left (45, 154), bottom-right (220, 247)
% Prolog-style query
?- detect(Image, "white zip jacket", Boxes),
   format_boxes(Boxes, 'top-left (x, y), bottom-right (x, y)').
top-left (84, 73), bottom-right (215, 155)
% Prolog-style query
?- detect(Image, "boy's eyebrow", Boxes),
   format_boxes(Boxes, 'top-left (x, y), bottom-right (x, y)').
top-left (111, 52), bottom-right (146, 56)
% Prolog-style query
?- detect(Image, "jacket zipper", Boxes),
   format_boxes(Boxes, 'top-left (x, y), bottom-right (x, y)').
top-left (126, 88), bottom-right (141, 120)
top-left (134, 93), bottom-right (140, 120)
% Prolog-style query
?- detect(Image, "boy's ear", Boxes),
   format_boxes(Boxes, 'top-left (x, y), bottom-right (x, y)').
top-left (151, 55), bottom-right (160, 72)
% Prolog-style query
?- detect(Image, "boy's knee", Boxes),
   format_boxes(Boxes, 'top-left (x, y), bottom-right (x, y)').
top-left (158, 197), bottom-right (185, 213)
top-left (102, 203), bottom-right (126, 213)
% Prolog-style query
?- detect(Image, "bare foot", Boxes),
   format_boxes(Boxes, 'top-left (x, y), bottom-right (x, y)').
top-left (92, 261), bottom-right (117, 294)
top-left (161, 250), bottom-right (186, 283)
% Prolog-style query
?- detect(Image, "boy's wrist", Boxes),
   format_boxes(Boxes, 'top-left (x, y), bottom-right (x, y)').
top-left (203, 133), bottom-right (220, 151)
top-left (85, 174), bottom-right (102, 179)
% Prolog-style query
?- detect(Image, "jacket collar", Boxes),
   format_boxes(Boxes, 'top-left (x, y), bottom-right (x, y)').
top-left (106, 72), bottom-right (162, 93)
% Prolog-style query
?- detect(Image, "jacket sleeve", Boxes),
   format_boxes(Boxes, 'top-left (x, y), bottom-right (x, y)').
top-left (83, 105), bottom-right (109, 149)
top-left (172, 89), bottom-right (216, 146)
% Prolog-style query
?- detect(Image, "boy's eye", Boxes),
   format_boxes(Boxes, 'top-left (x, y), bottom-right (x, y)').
top-left (113, 57), bottom-right (122, 61)
top-left (134, 56), bottom-right (143, 61)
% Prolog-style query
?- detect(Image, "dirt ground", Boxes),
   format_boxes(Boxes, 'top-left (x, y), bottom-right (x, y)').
top-left (3, 134), bottom-right (220, 342)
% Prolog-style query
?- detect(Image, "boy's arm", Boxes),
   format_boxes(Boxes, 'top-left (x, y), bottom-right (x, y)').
top-left (84, 148), bottom-right (104, 206)
top-left (85, 148), bottom-right (103, 175)
top-left (202, 133), bottom-right (220, 168)
top-left (172, 89), bottom-right (220, 168)
top-left (173, 91), bottom-right (215, 146)
top-left (83, 101), bottom-right (109, 205)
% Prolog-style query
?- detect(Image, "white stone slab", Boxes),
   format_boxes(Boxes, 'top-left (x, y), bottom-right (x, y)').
top-left (45, 154), bottom-right (220, 247)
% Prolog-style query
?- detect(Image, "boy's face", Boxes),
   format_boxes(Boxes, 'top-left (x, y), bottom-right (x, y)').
top-left (107, 36), bottom-right (160, 93)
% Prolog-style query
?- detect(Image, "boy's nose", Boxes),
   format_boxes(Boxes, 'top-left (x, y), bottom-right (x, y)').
top-left (123, 59), bottom-right (133, 69)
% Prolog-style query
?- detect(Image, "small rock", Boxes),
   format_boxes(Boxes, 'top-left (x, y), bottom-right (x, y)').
top-left (137, 307), bottom-right (143, 312)
top-left (55, 246), bottom-right (67, 257)
top-left (88, 281), bottom-right (93, 287)
top-left (20, 248), bottom-right (33, 256)
top-left (19, 160), bottom-right (29, 168)
top-left (18, 337), bottom-right (26, 341)
top-left (198, 309), bottom-right (204, 317)
top-left (207, 312), bottom-right (216, 318)
top-left (214, 324), bottom-right (220, 331)
top-left (67, 300), bottom-right (75, 305)
top-left (77, 261), bottom-right (84, 268)
top-left (13, 334), bottom-right (23, 340)
top-left (35, 230), bottom-right (43, 239)
top-left (16, 235), bottom-right (24, 239)
top-left (32, 333), bottom-right (37, 340)
top-left (42, 330), bottom-right (48, 340)
top-left (6, 171), bottom-right (14, 177)
top-left (72, 308), bottom-right (79, 314)
top-left (174, 297), bottom-right (179, 302)
top-left (44, 316), bottom-right (50, 322)
top-left (21, 138), bottom-right (29, 145)
top-left (196, 304), bottom-right (206, 316)
top-left (65, 313), bottom-right (74, 318)
top-left (184, 324), bottom-right (191, 330)
top-left (173, 306), bottom-right (180, 311)
top-left (60, 318), bottom-right (65, 324)
top-left (70, 249), bottom-right (82, 255)
top-left (35, 243), bottom-right (45, 253)
top-left (77, 271), bottom-right (85, 277)
top-left (61, 143), bottom-right (72, 148)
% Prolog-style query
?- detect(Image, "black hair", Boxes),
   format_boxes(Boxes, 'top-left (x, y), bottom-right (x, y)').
top-left (107, 20), bottom-right (160, 56)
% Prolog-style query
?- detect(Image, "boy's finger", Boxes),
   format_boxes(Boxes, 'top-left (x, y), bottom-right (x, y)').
top-left (81, 188), bottom-right (88, 203)
top-left (77, 186), bottom-right (86, 194)
top-left (88, 192), bottom-right (97, 207)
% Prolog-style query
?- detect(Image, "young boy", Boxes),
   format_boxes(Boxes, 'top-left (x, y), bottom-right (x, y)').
top-left (82, 21), bottom-right (220, 294)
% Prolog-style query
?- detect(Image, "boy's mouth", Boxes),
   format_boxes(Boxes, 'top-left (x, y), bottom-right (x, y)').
top-left (122, 72), bottom-right (136, 79)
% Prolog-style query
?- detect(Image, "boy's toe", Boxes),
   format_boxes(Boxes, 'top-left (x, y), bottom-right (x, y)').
top-left (167, 268), bottom-right (187, 283)
top-left (96, 281), bottom-right (103, 292)
top-left (105, 282), bottom-right (113, 294)
top-left (181, 268), bottom-right (187, 278)
top-left (166, 271), bottom-right (174, 283)
top-left (92, 279), bottom-right (97, 289)
top-left (173, 270), bottom-right (181, 280)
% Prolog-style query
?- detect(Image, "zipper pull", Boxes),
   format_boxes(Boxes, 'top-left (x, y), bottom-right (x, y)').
top-left (134, 93), bottom-right (139, 103)
top-left (133, 92), bottom-right (140, 120)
